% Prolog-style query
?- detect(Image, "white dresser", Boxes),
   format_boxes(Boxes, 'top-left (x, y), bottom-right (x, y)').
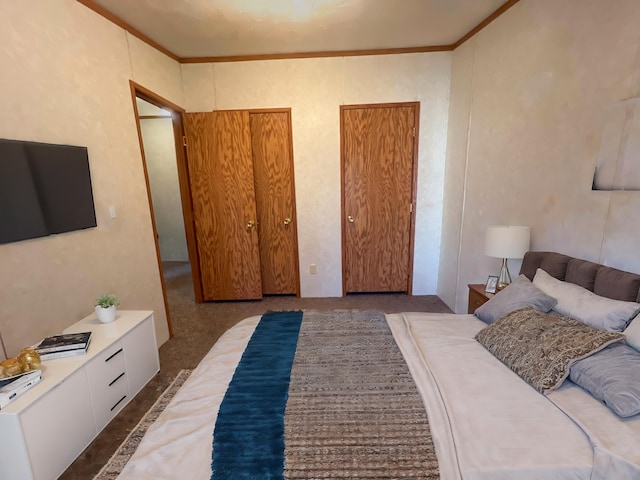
top-left (0, 310), bottom-right (160, 480)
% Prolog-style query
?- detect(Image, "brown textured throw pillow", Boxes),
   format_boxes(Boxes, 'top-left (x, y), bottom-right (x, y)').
top-left (475, 307), bottom-right (624, 393)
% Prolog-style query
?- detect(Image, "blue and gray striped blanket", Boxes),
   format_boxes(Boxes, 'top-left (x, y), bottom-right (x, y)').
top-left (211, 310), bottom-right (438, 479)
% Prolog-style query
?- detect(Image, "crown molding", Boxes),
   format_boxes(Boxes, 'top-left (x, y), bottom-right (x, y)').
top-left (180, 45), bottom-right (453, 64)
top-left (453, 0), bottom-right (520, 48)
top-left (76, 0), bottom-right (180, 61)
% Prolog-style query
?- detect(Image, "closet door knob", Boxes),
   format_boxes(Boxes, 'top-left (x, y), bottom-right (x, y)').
top-left (283, 218), bottom-right (292, 225)
top-left (347, 215), bottom-right (355, 223)
top-left (247, 220), bottom-right (255, 229)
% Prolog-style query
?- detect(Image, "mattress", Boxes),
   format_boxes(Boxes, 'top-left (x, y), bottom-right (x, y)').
top-left (116, 311), bottom-right (640, 479)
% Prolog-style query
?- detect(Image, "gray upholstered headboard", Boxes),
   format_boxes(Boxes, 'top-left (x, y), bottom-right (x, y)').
top-left (520, 251), bottom-right (640, 303)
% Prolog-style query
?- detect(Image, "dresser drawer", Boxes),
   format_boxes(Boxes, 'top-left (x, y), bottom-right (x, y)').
top-left (86, 342), bottom-right (130, 430)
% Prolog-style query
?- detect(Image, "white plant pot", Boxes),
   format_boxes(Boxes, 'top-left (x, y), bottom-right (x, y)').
top-left (95, 305), bottom-right (117, 324)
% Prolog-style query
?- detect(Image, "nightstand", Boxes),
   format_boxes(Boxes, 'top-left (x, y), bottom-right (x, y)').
top-left (468, 284), bottom-right (494, 314)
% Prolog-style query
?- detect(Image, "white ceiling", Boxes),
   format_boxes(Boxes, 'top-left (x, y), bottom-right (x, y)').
top-left (89, 0), bottom-right (507, 59)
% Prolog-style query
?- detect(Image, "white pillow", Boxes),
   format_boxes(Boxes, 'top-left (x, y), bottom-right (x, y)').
top-left (624, 316), bottom-right (640, 351)
top-left (532, 268), bottom-right (640, 332)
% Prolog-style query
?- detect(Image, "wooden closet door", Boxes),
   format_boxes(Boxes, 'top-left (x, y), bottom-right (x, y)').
top-left (250, 111), bottom-right (299, 295)
top-left (341, 103), bottom-right (418, 293)
top-left (183, 111), bottom-right (262, 300)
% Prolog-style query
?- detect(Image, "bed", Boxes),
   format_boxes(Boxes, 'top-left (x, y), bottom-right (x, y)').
top-left (116, 252), bottom-right (640, 479)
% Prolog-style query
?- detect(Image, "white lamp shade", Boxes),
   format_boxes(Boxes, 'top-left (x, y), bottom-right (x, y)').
top-left (484, 226), bottom-right (530, 259)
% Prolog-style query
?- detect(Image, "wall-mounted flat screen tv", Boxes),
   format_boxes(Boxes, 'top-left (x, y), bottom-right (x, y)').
top-left (0, 138), bottom-right (97, 244)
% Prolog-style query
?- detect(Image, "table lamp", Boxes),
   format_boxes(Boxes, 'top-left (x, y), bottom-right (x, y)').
top-left (484, 225), bottom-right (531, 291)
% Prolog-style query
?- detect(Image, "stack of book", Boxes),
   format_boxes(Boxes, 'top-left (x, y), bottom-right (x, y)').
top-left (35, 331), bottom-right (92, 360)
top-left (0, 369), bottom-right (42, 409)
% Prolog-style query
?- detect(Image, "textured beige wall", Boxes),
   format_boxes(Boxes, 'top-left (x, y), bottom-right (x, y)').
top-left (441, 0), bottom-right (640, 312)
top-left (181, 53), bottom-right (452, 297)
top-left (438, 39), bottom-right (476, 309)
top-left (0, 0), bottom-right (182, 356)
top-left (140, 117), bottom-right (189, 261)
top-left (6, 0), bottom-right (635, 346)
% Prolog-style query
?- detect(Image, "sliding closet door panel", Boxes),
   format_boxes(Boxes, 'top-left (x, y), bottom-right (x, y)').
top-left (250, 111), bottom-right (299, 295)
top-left (342, 104), bottom-right (417, 293)
top-left (184, 111), bottom-right (262, 300)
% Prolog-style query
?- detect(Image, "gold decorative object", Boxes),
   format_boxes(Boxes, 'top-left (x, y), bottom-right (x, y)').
top-left (18, 348), bottom-right (41, 371)
top-left (1, 358), bottom-right (23, 377)
top-left (0, 348), bottom-right (42, 379)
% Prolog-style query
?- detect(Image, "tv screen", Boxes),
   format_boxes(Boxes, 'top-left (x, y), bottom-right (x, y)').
top-left (0, 138), bottom-right (97, 244)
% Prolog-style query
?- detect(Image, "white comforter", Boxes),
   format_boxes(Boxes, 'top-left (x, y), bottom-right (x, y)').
top-left (117, 312), bottom-right (640, 480)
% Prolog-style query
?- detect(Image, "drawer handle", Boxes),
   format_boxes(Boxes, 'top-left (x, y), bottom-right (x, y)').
top-left (105, 348), bottom-right (124, 363)
top-left (109, 372), bottom-right (126, 387)
top-left (111, 394), bottom-right (127, 411)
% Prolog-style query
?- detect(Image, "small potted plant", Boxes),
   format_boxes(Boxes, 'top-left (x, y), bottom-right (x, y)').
top-left (95, 294), bottom-right (120, 323)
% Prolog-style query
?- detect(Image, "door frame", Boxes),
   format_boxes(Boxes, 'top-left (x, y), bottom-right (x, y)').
top-left (248, 107), bottom-right (301, 297)
top-left (339, 101), bottom-right (420, 296)
top-left (129, 81), bottom-right (205, 319)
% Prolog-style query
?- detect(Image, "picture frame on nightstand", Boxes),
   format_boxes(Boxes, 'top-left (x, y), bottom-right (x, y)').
top-left (485, 275), bottom-right (498, 294)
